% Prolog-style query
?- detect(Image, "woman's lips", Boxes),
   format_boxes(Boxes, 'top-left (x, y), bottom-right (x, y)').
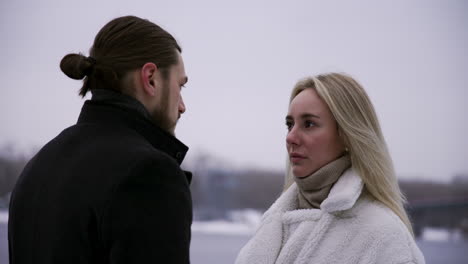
top-left (289, 153), bottom-right (306, 163)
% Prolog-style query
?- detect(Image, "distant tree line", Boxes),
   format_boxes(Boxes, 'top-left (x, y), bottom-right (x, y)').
top-left (400, 177), bottom-right (468, 238)
top-left (188, 167), bottom-right (284, 220)
top-left (1, 149), bottom-right (467, 238)
top-left (0, 152), bottom-right (29, 208)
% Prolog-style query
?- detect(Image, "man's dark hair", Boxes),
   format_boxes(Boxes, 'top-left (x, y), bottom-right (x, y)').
top-left (60, 16), bottom-right (181, 97)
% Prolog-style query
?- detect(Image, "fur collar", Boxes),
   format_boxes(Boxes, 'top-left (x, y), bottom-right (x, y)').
top-left (265, 168), bottom-right (364, 219)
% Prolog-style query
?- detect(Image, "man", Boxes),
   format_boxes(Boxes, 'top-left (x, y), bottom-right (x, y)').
top-left (8, 16), bottom-right (192, 263)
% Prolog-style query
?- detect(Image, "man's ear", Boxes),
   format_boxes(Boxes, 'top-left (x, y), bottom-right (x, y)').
top-left (140, 62), bottom-right (159, 96)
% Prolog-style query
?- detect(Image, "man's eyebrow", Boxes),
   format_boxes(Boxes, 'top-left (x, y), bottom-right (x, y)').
top-left (182, 76), bottom-right (188, 84)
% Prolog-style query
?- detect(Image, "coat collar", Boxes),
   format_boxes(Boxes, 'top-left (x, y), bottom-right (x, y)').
top-left (267, 168), bottom-right (364, 217)
top-left (77, 89), bottom-right (189, 165)
top-left (320, 168), bottom-right (364, 213)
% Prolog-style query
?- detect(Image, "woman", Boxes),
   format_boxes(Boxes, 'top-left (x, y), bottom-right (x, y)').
top-left (235, 73), bottom-right (425, 264)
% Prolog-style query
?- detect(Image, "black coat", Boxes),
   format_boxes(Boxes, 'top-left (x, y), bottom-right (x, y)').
top-left (8, 90), bottom-right (192, 263)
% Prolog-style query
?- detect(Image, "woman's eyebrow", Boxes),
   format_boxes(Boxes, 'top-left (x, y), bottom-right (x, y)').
top-left (285, 113), bottom-right (320, 120)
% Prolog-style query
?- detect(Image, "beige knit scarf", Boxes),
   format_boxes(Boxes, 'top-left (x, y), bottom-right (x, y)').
top-left (294, 154), bottom-right (351, 209)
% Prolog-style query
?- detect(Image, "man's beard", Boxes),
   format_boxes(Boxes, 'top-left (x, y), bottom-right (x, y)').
top-left (151, 81), bottom-right (177, 135)
top-left (153, 107), bottom-right (176, 135)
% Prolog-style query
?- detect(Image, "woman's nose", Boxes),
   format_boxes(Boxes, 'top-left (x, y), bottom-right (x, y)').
top-left (286, 127), bottom-right (299, 146)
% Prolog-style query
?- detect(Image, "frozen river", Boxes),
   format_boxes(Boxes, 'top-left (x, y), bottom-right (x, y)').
top-left (190, 232), bottom-right (468, 264)
top-left (1, 214), bottom-right (467, 264)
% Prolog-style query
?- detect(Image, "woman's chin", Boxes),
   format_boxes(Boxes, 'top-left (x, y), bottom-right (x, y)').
top-left (292, 167), bottom-right (309, 178)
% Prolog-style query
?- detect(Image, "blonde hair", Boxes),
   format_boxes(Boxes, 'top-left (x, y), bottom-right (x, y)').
top-left (284, 72), bottom-right (413, 235)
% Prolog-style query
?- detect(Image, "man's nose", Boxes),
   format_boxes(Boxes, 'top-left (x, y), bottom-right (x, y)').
top-left (179, 96), bottom-right (186, 114)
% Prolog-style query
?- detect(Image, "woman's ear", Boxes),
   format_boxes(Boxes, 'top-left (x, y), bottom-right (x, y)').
top-left (337, 126), bottom-right (349, 152)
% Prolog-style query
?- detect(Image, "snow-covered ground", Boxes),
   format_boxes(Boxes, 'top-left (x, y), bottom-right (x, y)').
top-left (2, 209), bottom-right (466, 243)
top-left (192, 220), bottom-right (254, 235)
top-left (194, 209), bottom-right (468, 243)
top-left (422, 227), bottom-right (466, 242)
top-left (192, 209), bottom-right (261, 235)
top-left (1, 209), bottom-right (467, 264)
top-left (0, 211), bottom-right (7, 224)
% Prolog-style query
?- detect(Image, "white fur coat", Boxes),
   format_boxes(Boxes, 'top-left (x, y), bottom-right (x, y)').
top-left (235, 169), bottom-right (425, 264)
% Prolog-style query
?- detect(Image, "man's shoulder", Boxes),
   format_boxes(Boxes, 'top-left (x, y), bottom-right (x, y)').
top-left (119, 147), bottom-right (187, 187)
top-left (37, 122), bottom-right (186, 182)
top-left (58, 122), bottom-right (164, 156)
top-left (131, 148), bottom-right (180, 172)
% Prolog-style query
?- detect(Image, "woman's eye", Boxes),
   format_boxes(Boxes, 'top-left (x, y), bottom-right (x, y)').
top-left (304, 120), bottom-right (315, 128)
top-left (285, 121), bottom-right (293, 131)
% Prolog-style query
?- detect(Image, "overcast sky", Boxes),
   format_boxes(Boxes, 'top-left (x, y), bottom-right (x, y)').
top-left (1, 0), bottom-right (467, 181)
